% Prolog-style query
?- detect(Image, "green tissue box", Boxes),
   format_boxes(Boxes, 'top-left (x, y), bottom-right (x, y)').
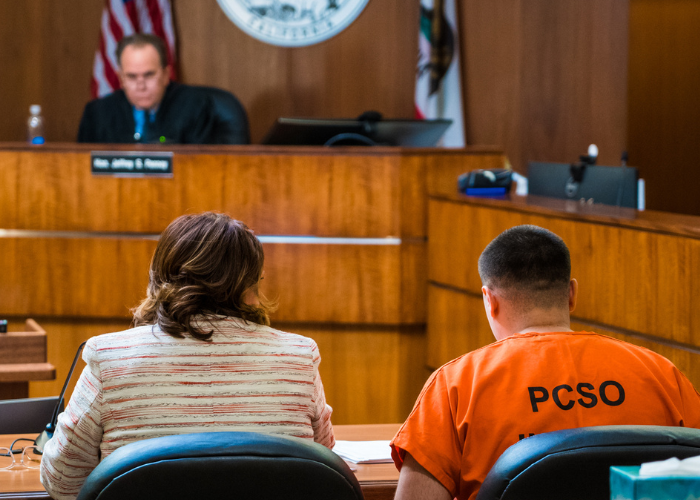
top-left (611, 465), bottom-right (700, 500)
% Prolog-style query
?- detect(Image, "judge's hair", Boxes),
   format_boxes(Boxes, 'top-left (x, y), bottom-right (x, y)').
top-left (478, 225), bottom-right (571, 309)
top-left (116, 33), bottom-right (169, 68)
top-left (132, 212), bottom-right (275, 340)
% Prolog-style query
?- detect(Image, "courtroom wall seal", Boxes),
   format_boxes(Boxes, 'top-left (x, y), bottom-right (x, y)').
top-left (217, 0), bottom-right (370, 47)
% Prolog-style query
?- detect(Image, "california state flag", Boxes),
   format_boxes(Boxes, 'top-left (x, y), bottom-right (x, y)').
top-left (415, 0), bottom-right (466, 147)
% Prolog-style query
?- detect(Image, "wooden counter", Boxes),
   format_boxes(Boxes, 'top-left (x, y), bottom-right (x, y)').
top-left (427, 193), bottom-right (700, 389)
top-left (0, 143), bottom-right (504, 424)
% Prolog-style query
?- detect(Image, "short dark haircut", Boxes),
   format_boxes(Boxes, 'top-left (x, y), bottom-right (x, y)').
top-left (478, 225), bottom-right (571, 308)
top-left (116, 33), bottom-right (169, 68)
top-left (132, 212), bottom-right (276, 340)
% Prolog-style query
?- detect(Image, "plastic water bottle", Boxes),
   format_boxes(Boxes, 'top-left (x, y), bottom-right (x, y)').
top-left (27, 104), bottom-right (45, 145)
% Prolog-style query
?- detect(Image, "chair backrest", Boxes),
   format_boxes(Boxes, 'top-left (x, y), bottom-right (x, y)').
top-left (194, 86), bottom-right (250, 144)
top-left (76, 431), bottom-right (364, 500)
top-left (0, 396), bottom-right (61, 434)
top-left (476, 425), bottom-right (700, 500)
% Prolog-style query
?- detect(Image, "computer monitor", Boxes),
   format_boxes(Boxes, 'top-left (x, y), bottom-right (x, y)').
top-left (262, 117), bottom-right (453, 147)
top-left (528, 161), bottom-right (639, 208)
top-left (0, 396), bottom-right (63, 434)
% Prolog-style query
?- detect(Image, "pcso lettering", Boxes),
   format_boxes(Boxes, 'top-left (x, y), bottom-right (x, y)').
top-left (527, 381), bottom-right (625, 412)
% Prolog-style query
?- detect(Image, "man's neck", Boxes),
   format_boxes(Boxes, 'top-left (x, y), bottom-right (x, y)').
top-left (516, 324), bottom-right (574, 335)
top-left (508, 312), bottom-right (573, 336)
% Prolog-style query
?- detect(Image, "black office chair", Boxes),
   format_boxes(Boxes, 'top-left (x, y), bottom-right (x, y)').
top-left (194, 86), bottom-right (250, 145)
top-left (76, 431), bottom-right (364, 500)
top-left (476, 425), bottom-right (700, 500)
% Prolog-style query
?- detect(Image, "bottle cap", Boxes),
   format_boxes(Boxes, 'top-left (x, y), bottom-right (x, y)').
top-left (29, 104), bottom-right (41, 115)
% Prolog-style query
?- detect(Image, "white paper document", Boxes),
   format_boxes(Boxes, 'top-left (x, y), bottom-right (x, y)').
top-left (333, 440), bottom-right (393, 464)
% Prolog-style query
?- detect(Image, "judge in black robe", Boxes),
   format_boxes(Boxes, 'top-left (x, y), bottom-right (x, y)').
top-left (77, 82), bottom-right (236, 144)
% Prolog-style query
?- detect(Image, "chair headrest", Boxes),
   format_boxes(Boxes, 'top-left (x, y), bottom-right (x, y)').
top-left (477, 425), bottom-right (700, 500)
top-left (77, 432), bottom-right (364, 500)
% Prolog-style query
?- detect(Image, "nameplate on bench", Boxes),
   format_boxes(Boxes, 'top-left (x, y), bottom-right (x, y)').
top-left (91, 151), bottom-right (173, 177)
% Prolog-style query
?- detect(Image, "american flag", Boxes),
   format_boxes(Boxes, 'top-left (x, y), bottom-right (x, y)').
top-left (91, 0), bottom-right (177, 99)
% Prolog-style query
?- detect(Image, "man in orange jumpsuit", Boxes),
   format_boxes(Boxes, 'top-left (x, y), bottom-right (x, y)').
top-left (391, 225), bottom-right (700, 500)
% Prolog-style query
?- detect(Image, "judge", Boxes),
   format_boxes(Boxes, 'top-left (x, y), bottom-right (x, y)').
top-left (77, 34), bottom-right (246, 144)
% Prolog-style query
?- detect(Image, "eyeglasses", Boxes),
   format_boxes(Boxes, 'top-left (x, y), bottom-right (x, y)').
top-left (0, 446), bottom-right (41, 470)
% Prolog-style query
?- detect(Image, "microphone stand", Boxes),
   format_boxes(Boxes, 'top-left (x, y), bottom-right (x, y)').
top-left (615, 151), bottom-right (629, 207)
top-left (35, 341), bottom-right (87, 454)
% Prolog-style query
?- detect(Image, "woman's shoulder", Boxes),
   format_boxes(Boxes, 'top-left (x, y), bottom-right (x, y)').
top-left (86, 324), bottom-right (167, 351)
top-left (214, 318), bottom-right (319, 350)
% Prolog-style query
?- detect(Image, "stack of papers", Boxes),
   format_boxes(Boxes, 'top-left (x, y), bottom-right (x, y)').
top-left (333, 440), bottom-right (393, 464)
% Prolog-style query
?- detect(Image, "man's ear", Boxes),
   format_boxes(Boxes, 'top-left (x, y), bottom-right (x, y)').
top-left (569, 278), bottom-right (578, 313)
top-left (482, 286), bottom-right (499, 319)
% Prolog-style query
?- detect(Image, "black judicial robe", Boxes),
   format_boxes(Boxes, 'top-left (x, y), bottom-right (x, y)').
top-left (77, 82), bottom-right (217, 144)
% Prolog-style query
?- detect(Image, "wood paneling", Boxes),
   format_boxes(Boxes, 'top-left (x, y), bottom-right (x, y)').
top-left (0, 333), bottom-right (47, 365)
top-left (428, 196), bottom-right (700, 346)
top-left (0, 238), bottom-right (154, 318)
top-left (427, 194), bottom-right (700, 389)
top-left (264, 242), bottom-right (426, 324)
top-left (0, 364), bottom-right (54, 383)
top-left (0, 1), bottom-right (101, 143)
top-left (0, 147), bottom-right (499, 236)
top-left (284, 324), bottom-right (427, 425)
top-left (628, 0), bottom-right (700, 215)
top-left (0, 237), bottom-right (425, 324)
top-left (175, 0), bottom-right (419, 143)
top-left (460, 0), bottom-right (629, 172)
top-left (0, 149), bottom-right (398, 235)
top-left (427, 285), bottom-right (493, 370)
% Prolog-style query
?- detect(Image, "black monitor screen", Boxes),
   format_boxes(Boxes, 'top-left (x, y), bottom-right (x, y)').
top-left (262, 117), bottom-right (453, 147)
top-left (528, 161), bottom-right (638, 208)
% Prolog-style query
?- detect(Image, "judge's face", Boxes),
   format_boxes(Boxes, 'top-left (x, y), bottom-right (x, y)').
top-left (118, 44), bottom-right (170, 111)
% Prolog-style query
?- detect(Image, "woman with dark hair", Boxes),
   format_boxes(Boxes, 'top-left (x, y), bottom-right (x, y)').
top-left (40, 212), bottom-right (334, 500)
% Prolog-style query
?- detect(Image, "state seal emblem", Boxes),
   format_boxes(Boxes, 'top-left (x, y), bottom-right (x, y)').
top-left (216, 0), bottom-right (370, 47)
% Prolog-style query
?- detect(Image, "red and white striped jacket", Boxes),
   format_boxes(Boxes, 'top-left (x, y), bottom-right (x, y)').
top-left (40, 318), bottom-right (334, 500)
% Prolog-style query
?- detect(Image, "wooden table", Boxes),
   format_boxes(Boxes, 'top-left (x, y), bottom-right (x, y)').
top-left (0, 424), bottom-right (401, 500)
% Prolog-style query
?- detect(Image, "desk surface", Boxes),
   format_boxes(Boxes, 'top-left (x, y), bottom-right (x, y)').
top-left (0, 424), bottom-right (401, 500)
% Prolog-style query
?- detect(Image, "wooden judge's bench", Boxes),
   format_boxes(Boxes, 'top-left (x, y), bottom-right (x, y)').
top-left (2, 143), bottom-right (700, 426)
top-left (0, 143), bottom-right (503, 424)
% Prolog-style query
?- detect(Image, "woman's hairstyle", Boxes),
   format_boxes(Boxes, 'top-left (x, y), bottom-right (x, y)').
top-left (132, 212), bottom-right (275, 340)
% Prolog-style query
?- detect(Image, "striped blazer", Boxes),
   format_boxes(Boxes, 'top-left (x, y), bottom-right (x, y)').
top-left (40, 318), bottom-right (334, 500)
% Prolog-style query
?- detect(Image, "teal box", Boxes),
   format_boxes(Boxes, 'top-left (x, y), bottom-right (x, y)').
top-left (611, 466), bottom-right (700, 500)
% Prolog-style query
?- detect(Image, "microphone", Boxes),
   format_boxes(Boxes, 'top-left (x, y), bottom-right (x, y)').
top-left (587, 144), bottom-right (599, 164)
top-left (34, 341), bottom-right (87, 454)
top-left (615, 151), bottom-right (629, 207)
top-left (566, 144), bottom-right (598, 198)
top-left (357, 110), bottom-right (383, 137)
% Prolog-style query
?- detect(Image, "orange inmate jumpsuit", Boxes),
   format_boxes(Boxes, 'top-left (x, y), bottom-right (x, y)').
top-left (391, 331), bottom-right (700, 500)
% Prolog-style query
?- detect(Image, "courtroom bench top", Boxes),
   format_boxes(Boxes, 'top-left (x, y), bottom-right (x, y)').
top-left (0, 142), bottom-right (503, 157)
top-left (431, 192), bottom-right (700, 240)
